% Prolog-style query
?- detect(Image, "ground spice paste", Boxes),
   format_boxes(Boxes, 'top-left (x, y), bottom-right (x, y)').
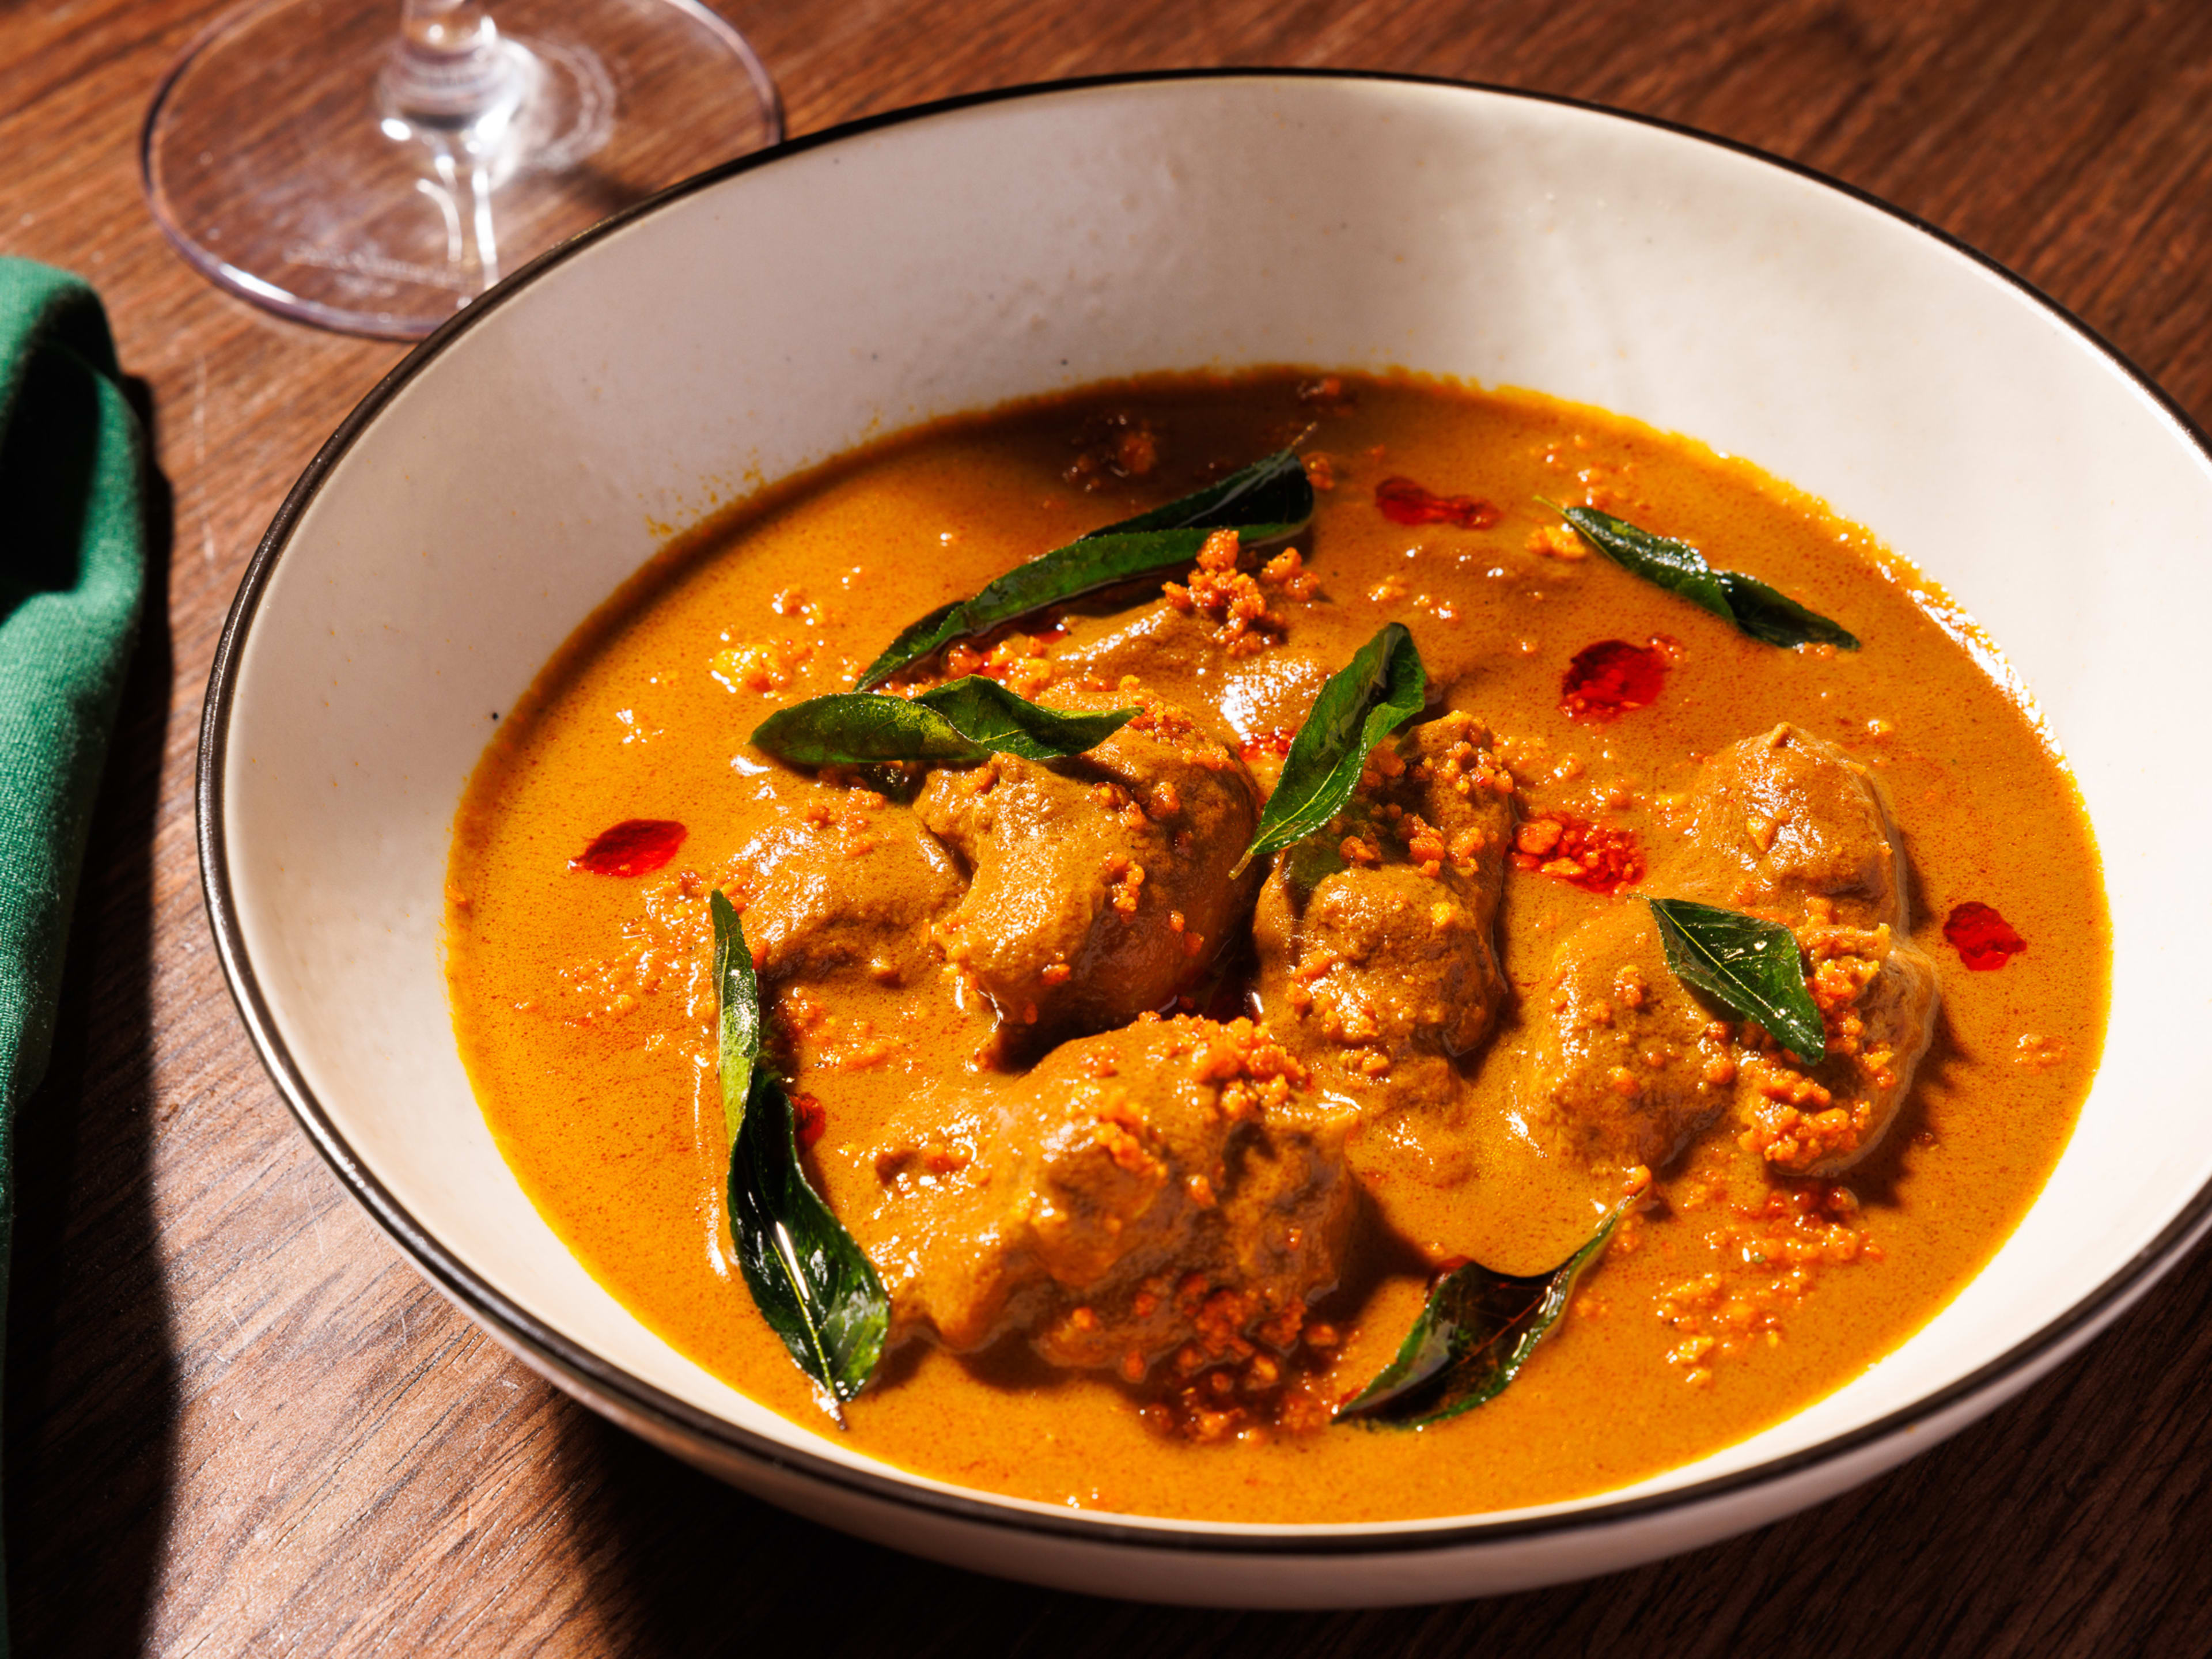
top-left (446, 371), bottom-right (2107, 1523)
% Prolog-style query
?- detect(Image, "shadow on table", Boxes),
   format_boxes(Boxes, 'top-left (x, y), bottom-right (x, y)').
top-left (544, 1395), bottom-right (1740, 1658)
top-left (547, 1227), bottom-right (2212, 1659)
top-left (3, 377), bottom-right (181, 1657)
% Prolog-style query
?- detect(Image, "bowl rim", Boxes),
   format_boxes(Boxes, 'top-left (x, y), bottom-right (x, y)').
top-left (197, 66), bottom-right (2212, 1555)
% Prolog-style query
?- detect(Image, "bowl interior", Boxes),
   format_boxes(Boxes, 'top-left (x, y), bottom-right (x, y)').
top-left (212, 75), bottom-right (2212, 1536)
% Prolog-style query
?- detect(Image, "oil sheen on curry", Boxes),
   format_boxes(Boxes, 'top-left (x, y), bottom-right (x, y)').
top-left (446, 372), bottom-right (2106, 1523)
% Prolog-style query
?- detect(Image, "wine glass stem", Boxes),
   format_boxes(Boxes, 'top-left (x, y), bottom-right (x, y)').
top-left (379, 0), bottom-right (529, 286)
top-left (387, 0), bottom-right (515, 124)
top-left (419, 153), bottom-right (501, 287)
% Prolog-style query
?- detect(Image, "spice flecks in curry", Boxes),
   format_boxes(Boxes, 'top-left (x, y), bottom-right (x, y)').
top-left (446, 371), bottom-right (2105, 1524)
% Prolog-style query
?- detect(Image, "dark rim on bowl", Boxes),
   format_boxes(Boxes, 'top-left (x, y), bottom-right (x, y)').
top-left (199, 69), bottom-right (2212, 1556)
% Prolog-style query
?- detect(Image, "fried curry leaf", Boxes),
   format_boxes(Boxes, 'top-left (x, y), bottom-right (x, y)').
top-left (709, 890), bottom-right (761, 1138)
top-left (710, 896), bottom-right (889, 1420)
top-left (1088, 444), bottom-right (1315, 536)
top-left (857, 448), bottom-right (1315, 687)
top-left (729, 1074), bottom-right (890, 1420)
top-left (912, 677), bottom-right (1138, 758)
top-left (1712, 569), bottom-right (1861, 651)
top-left (752, 679), bottom-right (1135, 767)
top-left (1557, 503), bottom-right (1859, 651)
top-left (1237, 623), bottom-right (1426, 874)
top-left (1338, 1211), bottom-right (1622, 1429)
top-left (1648, 896), bottom-right (1827, 1065)
top-left (1556, 503), bottom-right (1732, 620)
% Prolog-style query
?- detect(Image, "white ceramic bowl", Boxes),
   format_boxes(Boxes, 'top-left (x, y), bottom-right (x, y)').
top-left (199, 72), bottom-right (2212, 1607)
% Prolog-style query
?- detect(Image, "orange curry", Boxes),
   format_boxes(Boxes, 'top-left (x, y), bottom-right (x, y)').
top-left (445, 371), bottom-right (2107, 1522)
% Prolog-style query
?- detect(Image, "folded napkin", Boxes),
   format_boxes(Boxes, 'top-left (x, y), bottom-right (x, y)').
top-left (0, 259), bottom-right (149, 1649)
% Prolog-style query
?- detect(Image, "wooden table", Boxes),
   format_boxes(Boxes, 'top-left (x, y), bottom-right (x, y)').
top-left (7, 1), bottom-right (2211, 1651)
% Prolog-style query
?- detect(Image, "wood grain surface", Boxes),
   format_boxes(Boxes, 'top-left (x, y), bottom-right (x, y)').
top-left (6, 0), bottom-right (2211, 1652)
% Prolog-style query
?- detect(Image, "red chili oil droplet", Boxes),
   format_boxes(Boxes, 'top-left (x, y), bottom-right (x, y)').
top-left (1942, 902), bottom-right (2026, 970)
top-left (1511, 815), bottom-right (1645, 895)
top-left (793, 1093), bottom-right (827, 1152)
top-left (571, 819), bottom-right (687, 877)
top-left (1373, 476), bottom-right (1503, 530)
top-left (1560, 639), bottom-right (1668, 723)
top-left (1238, 729), bottom-right (1295, 763)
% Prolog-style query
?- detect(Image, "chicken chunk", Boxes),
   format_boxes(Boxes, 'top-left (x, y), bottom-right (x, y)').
top-left (1734, 912), bottom-right (1940, 1176)
top-left (1669, 721), bottom-right (1906, 927)
top-left (1681, 725), bottom-right (1939, 1176)
top-left (1252, 711), bottom-right (1516, 1115)
top-left (724, 774), bottom-right (967, 990)
top-left (870, 1015), bottom-right (1355, 1383)
top-left (1522, 724), bottom-right (1938, 1178)
top-left (1051, 600), bottom-right (1336, 759)
top-left (919, 688), bottom-right (1261, 1052)
top-left (1518, 904), bottom-right (1743, 1171)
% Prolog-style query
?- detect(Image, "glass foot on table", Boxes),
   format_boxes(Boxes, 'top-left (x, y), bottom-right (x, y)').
top-left (143, 0), bottom-right (782, 339)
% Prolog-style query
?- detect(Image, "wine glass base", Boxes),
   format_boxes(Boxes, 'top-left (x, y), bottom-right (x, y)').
top-left (143, 0), bottom-right (781, 339)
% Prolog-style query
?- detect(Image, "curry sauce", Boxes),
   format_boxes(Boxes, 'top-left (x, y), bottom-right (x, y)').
top-left (445, 372), bottom-right (2106, 1522)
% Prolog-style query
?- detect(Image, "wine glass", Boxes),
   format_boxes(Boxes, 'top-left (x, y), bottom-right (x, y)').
top-left (142, 0), bottom-right (781, 340)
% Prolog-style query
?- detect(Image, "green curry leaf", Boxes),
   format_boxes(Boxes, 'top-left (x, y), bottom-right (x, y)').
top-left (911, 677), bottom-right (1137, 760)
top-left (1238, 623), bottom-right (1426, 874)
top-left (710, 891), bottom-right (761, 1139)
top-left (1557, 503), bottom-right (1859, 651)
top-left (1084, 444), bottom-right (1315, 537)
top-left (1338, 1210), bottom-right (1622, 1429)
top-left (863, 602), bottom-right (964, 687)
top-left (710, 896), bottom-right (890, 1421)
top-left (1648, 896), bottom-right (1827, 1064)
top-left (857, 448), bottom-right (1315, 687)
top-left (751, 679), bottom-right (1136, 767)
top-left (1713, 569), bottom-right (1862, 651)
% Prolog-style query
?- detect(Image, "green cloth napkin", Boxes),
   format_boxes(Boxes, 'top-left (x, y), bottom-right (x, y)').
top-left (0, 258), bottom-right (149, 1650)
